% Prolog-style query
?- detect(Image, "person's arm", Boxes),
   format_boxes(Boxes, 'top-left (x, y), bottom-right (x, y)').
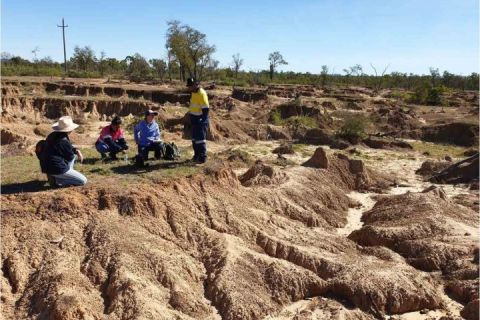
top-left (134, 123), bottom-right (140, 145)
top-left (200, 89), bottom-right (210, 122)
top-left (58, 138), bottom-right (77, 162)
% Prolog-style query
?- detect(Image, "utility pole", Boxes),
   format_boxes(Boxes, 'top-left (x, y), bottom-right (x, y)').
top-left (57, 18), bottom-right (68, 74)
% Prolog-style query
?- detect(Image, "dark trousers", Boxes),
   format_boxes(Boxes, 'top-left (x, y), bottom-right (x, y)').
top-left (191, 123), bottom-right (208, 161)
top-left (138, 143), bottom-right (163, 160)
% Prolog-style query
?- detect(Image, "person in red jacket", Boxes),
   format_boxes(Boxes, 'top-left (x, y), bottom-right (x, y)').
top-left (95, 116), bottom-right (128, 160)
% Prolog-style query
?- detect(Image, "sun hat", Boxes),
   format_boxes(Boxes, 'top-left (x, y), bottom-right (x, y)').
top-left (52, 116), bottom-right (79, 132)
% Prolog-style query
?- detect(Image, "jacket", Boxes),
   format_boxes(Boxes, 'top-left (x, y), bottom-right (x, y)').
top-left (134, 120), bottom-right (161, 147)
top-left (41, 132), bottom-right (77, 175)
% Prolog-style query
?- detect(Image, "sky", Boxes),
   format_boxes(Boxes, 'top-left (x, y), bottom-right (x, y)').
top-left (1, 0), bottom-right (479, 75)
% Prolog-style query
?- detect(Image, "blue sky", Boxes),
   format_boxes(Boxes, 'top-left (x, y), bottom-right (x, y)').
top-left (1, 0), bottom-right (478, 75)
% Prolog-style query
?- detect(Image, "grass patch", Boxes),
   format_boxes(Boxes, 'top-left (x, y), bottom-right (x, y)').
top-left (1, 145), bottom-right (200, 192)
top-left (271, 110), bottom-right (317, 129)
top-left (410, 141), bottom-right (470, 158)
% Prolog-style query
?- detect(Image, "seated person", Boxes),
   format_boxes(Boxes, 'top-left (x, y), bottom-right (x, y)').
top-left (41, 116), bottom-right (87, 187)
top-left (95, 116), bottom-right (128, 160)
top-left (134, 110), bottom-right (163, 166)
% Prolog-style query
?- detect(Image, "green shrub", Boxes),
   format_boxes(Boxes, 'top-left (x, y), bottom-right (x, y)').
top-left (336, 115), bottom-right (370, 143)
top-left (426, 86), bottom-right (445, 105)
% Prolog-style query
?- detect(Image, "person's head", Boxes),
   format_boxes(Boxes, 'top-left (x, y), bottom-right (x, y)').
top-left (52, 116), bottom-right (79, 135)
top-left (111, 116), bottom-right (123, 131)
top-left (144, 110), bottom-right (159, 123)
top-left (186, 77), bottom-right (199, 92)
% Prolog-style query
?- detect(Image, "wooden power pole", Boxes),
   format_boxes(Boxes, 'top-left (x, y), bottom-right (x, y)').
top-left (57, 18), bottom-right (68, 74)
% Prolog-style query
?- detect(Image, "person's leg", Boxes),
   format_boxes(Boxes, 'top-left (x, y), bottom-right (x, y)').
top-left (52, 169), bottom-right (87, 187)
top-left (191, 124), bottom-right (199, 161)
top-left (96, 141), bottom-right (110, 158)
top-left (196, 124), bottom-right (208, 163)
top-left (153, 143), bottom-right (163, 160)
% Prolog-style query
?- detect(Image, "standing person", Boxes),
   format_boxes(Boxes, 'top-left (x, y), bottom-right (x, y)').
top-left (134, 110), bottom-right (163, 166)
top-left (95, 116), bottom-right (128, 160)
top-left (40, 116), bottom-right (87, 187)
top-left (186, 78), bottom-right (209, 163)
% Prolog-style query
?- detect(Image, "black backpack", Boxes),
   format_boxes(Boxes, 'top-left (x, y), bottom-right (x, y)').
top-left (164, 142), bottom-right (180, 160)
top-left (35, 140), bottom-right (48, 173)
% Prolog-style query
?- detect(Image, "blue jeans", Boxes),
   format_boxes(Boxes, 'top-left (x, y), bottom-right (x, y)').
top-left (191, 123), bottom-right (208, 161)
top-left (51, 156), bottom-right (87, 187)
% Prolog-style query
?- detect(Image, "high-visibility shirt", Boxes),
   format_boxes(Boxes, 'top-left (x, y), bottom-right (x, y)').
top-left (189, 88), bottom-right (209, 116)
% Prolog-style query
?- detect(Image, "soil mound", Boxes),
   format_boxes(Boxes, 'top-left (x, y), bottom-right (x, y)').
top-left (416, 160), bottom-right (452, 177)
top-left (429, 153), bottom-right (479, 184)
top-left (349, 189), bottom-right (478, 318)
top-left (239, 160), bottom-right (288, 186)
top-left (362, 137), bottom-right (413, 150)
top-left (421, 122), bottom-right (479, 147)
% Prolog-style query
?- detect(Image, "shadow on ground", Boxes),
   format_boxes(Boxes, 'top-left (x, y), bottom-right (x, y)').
top-left (1, 180), bottom-right (51, 195)
top-left (110, 159), bottom-right (192, 174)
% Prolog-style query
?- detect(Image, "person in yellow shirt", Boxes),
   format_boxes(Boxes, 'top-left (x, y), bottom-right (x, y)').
top-left (186, 78), bottom-right (209, 163)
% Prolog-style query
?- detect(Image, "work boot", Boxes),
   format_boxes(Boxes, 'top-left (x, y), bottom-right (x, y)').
top-left (110, 153), bottom-right (118, 160)
top-left (47, 175), bottom-right (59, 187)
top-left (100, 153), bottom-right (107, 159)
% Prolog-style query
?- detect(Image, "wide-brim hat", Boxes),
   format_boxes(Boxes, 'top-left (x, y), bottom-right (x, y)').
top-left (52, 116), bottom-right (79, 132)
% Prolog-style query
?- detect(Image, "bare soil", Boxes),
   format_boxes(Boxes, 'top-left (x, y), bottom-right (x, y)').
top-left (1, 77), bottom-right (478, 319)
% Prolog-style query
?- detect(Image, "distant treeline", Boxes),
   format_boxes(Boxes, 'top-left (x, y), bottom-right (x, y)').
top-left (1, 51), bottom-right (477, 93)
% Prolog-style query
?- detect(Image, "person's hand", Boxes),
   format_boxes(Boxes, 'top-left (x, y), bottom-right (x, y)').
top-left (76, 150), bottom-right (84, 163)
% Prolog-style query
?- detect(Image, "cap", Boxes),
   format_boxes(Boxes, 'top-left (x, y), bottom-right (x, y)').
top-left (144, 109), bottom-right (159, 116)
top-left (186, 77), bottom-right (197, 87)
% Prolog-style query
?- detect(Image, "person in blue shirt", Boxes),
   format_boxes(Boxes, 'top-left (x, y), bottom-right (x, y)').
top-left (134, 110), bottom-right (163, 166)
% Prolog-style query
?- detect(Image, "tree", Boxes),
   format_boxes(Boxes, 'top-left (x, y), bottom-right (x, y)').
top-left (70, 46), bottom-right (97, 72)
top-left (149, 59), bottom-right (167, 80)
top-left (429, 67), bottom-right (440, 86)
top-left (125, 53), bottom-right (151, 82)
top-left (165, 20), bottom-right (216, 81)
top-left (231, 53), bottom-right (243, 79)
top-left (268, 51), bottom-right (287, 80)
top-left (320, 65), bottom-right (329, 87)
top-left (370, 63), bottom-right (390, 92)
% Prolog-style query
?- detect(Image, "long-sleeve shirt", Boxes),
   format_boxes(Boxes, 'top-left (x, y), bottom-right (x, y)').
top-left (134, 120), bottom-right (161, 147)
top-left (189, 88), bottom-right (209, 125)
top-left (97, 125), bottom-right (125, 143)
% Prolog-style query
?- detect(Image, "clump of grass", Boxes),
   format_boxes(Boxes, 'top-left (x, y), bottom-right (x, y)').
top-left (410, 141), bottom-right (470, 158)
top-left (271, 110), bottom-right (317, 129)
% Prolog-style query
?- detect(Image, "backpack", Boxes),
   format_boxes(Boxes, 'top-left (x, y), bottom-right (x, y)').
top-left (35, 140), bottom-right (48, 173)
top-left (163, 142), bottom-right (180, 160)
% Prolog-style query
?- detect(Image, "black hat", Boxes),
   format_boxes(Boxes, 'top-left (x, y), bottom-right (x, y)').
top-left (111, 116), bottom-right (123, 125)
top-left (186, 77), bottom-right (197, 87)
top-left (144, 109), bottom-right (159, 116)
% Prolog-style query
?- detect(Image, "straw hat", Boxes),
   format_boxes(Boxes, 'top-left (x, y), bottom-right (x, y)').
top-left (52, 116), bottom-right (79, 132)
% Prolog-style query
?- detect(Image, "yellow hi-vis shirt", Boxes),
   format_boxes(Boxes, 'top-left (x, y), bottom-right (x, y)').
top-left (189, 88), bottom-right (209, 116)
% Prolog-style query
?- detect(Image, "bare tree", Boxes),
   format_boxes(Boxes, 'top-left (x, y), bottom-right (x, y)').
top-left (31, 47), bottom-right (40, 62)
top-left (268, 51), bottom-right (287, 80)
top-left (231, 53), bottom-right (243, 79)
top-left (370, 63), bottom-right (390, 93)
